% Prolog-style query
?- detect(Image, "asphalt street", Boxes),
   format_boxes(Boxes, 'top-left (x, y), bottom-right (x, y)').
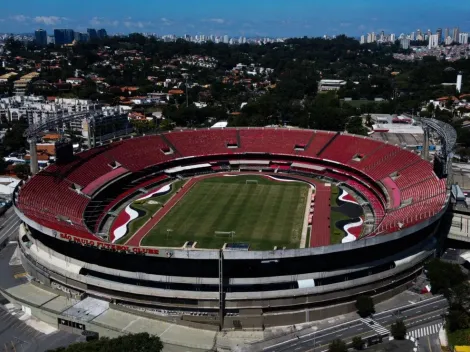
top-left (258, 296), bottom-right (448, 352)
top-left (0, 207), bottom-right (21, 245)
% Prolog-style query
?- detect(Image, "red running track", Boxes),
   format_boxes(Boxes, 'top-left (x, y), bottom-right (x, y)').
top-left (310, 183), bottom-right (332, 247)
top-left (125, 177), bottom-right (200, 246)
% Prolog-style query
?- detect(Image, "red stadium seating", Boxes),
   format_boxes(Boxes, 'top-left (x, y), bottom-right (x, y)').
top-left (238, 129), bottom-right (314, 154)
top-left (165, 129), bottom-right (239, 156)
top-left (18, 172), bottom-right (90, 232)
top-left (320, 134), bottom-right (383, 164)
top-left (16, 128), bottom-right (448, 243)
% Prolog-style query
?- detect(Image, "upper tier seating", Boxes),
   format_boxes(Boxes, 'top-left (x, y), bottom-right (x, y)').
top-left (165, 129), bottom-right (239, 156)
top-left (238, 129), bottom-right (314, 154)
top-left (320, 134), bottom-right (383, 164)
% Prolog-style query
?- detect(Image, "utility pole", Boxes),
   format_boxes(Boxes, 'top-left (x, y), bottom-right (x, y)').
top-left (185, 76), bottom-right (189, 108)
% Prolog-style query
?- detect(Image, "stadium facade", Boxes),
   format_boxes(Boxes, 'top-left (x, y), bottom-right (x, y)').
top-left (14, 127), bottom-right (452, 329)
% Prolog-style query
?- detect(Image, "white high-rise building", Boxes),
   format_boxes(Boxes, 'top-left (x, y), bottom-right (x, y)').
top-left (360, 35), bottom-right (365, 44)
top-left (390, 33), bottom-right (396, 42)
top-left (445, 36), bottom-right (453, 45)
top-left (410, 32), bottom-right (415, 40)
top-left (223, 35), bottom-right (229, 44)
top-left (459, 32), bottom-right (469, 45)
top-left (371, 32), bottom-right (376, 42)
top-left (400, 38), bottom-right (411, 50)
top-left (428, 34), bottom-right (439, 49)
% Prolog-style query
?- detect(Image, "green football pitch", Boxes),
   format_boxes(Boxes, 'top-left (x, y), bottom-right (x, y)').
top-left (141, 175), bottom-right (310, 250)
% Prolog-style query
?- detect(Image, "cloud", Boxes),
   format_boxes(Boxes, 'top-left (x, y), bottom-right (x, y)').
top-left (89, 17), bottom-right (102, 26)
top-left (10, 15), bottom-right (29, 22)
top-left (340, 22), bottom-right (351, 27)
top-left (124, 20), bottom-right (152, 29)
top-left (160, 17), bottom-right (173, 26)
top-left (90, 17), bottom-right (119, 27)
top-left (208, 18), bottom-right (225, 24)
top-left (34, 16), bottom-right (63, 26)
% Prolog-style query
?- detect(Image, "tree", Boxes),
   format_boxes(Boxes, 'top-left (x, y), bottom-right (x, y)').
top-left (328, 338), bottom-right (347, 352)
top-left (352, 336), bottom-right (364, 350)
top-left (425, 259), bottom-right (466, 297)
top-left (13, 164), bottom-right (30, 179)
top-left (3, 120), bottom-right (28, 154)
top-left (47, 332), bottom-right (163, 352)
top-left (346, 116), bottom-right (368, 135)
top-left (391, 320), bottom-right (407, 340)
top-left (355, 295), bottom-right (375, 318)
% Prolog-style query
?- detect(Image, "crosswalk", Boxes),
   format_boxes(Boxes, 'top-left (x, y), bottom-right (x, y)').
top-left (409, 323), bottom-right (442, 338)
top-left (359, 317), bottom-right (389, 335)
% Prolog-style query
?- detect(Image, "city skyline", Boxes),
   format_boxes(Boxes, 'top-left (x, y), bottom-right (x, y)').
top-left (1, 0), bottom-right (470, 37)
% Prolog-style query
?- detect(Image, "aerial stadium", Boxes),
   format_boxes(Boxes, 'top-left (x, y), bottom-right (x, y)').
top-left (12, 119), bottom-right (455, 330)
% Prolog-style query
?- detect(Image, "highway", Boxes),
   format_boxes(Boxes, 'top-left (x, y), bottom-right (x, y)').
top-left (253, 296), bottom-right (448, 352)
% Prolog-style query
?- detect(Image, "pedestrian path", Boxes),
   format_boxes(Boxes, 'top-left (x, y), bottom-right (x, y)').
top-left (359, 318), bottom-right (389, 336)
top-left (409, 323), bottom-right (442, 338)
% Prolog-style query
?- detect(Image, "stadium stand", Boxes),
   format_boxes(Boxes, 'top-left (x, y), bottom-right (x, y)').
top-left (238, 128), bottom-right (314, 154)
top-left (15, 128), bottom-right (448, 243)
top-left (165, 129), bottom-right (238, 156)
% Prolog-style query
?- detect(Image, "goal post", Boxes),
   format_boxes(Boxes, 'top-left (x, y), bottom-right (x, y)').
top-left (214, 231), bottom-right (235, 240)
top-left (245, 180), bottom-right (259, 185)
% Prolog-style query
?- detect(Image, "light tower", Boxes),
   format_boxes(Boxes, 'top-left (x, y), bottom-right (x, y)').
top-left (28, 137), bottom-right (39, 175)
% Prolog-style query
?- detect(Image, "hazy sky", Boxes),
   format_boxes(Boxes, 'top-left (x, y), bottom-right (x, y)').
top-left (2, 0), bottom-right (470, 37)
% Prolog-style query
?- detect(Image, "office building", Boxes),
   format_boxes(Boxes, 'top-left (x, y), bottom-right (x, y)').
top-left (436, 28), bottom-right (442, 43)
top-left (54, 29), bottom-right (75, 45)
top-left (35, 29), bottom-right (47, 46)
top-left (360, 35), bottom-right (365, 44)
top-left (444, 28), bottom-right (449, 41)
top-left (390, 33), bottom-right (396, 42)
top-left (410, 32), bottom-right (415, 41)
top-left (453, 27), bottom-right (460, 43)
top-left (459, 32), bottom-right (469, 45)
top-left (428, 34), bottom-right (439, 49)
top-left (74, 32), bottom-right (89, 42)
top-left (400, 38), bottom-right (411, 50)
top-left (97, 29), bottom-right (107, 38)
top-left (223, 35), bottom-right (229, 44)
top-left (87, 28), bottom-right (98, 40)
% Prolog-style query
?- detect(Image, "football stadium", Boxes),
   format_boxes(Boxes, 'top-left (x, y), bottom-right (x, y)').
top-left (12, 123), bottom-right (454, 330)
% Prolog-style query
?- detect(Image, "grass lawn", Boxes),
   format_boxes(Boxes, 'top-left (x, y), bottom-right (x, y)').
top-left (447, 327), bottom-right (470, 346)
top-left (141, 175), bottom-right (309, 250)
top-left (115, 180), bottom-right (186, 244)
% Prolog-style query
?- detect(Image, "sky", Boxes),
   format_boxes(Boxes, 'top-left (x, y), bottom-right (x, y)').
top-left (1, 0), bottom-right (470, 37)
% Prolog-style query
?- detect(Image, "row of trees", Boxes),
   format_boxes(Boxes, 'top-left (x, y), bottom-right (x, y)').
top-left (426, 258), bottom-right (470, 344)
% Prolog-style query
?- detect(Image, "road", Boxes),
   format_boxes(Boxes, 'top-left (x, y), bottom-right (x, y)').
top-left (254, 296), bottom-right (448, 352)
top-left (0, 207), bottom-right (21, 245)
